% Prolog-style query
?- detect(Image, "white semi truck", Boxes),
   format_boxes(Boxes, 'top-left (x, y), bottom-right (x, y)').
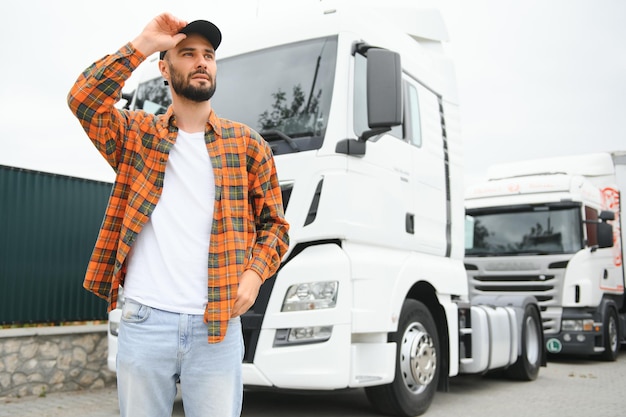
top-left (465, 152), bottom-right (625, 361)
top-left (107, 5), bottom-right (545, 416)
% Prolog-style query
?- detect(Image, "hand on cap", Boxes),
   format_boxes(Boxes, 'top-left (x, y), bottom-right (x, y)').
top-left (132, 12), bottom-right (188, 58)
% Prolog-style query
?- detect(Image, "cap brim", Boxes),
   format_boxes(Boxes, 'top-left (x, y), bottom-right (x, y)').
top-left (160, 20), bottom-right (222, 60)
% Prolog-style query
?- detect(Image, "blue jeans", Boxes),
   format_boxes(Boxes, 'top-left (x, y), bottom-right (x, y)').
top-left (117, 300), bottom-right (243, 417)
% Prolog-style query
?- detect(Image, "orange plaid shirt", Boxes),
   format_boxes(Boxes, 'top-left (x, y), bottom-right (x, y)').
top-left (67, 43), bottom-right (289, 343)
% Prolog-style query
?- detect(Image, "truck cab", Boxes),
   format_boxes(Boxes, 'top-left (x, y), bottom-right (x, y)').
top-left (465, 153), bottom-right (625, 360)
top-left (109, 6), bottom-right (544, 416)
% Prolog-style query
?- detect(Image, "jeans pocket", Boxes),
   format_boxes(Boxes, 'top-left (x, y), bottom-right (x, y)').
top-left (121, 299), bottom-right (151, 323)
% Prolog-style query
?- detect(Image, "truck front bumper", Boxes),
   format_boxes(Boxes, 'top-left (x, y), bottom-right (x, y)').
top-left (544, 331), bottom-right (602, 355)
top-left (545, 310), bottom-right (602, 355)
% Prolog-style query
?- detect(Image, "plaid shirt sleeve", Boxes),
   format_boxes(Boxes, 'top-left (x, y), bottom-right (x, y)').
top-left (66, 43), bottom-right (150, 310)
top-left (67, 43), bottom-right (146, 169)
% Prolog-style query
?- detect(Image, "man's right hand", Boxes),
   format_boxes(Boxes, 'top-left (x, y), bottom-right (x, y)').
top-left (131, 13), bottom-right (188, 58)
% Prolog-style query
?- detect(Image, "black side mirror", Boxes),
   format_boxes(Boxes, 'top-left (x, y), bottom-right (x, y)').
top-left (597, 221), bottom-right (614, 249)
top-left (599, 210), bottom-right (615, 221)
top-left (337, 47), bottom-right (402, 155)
top-left (366, 48), bottom-right (402, 129)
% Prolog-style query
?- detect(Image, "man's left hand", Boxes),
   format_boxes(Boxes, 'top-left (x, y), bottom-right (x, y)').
top-left (231, 269), bottom-right (263, 317)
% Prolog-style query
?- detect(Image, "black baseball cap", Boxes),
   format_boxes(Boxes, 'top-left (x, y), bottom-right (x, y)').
top-left (159, 20), bottom-right (222, 59)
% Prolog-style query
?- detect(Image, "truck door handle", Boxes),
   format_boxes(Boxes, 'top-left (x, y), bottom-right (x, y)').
top-left (406, 213), bottom-right (415, 234)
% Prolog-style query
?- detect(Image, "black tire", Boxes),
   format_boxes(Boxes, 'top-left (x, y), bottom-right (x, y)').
top-left (365, 300), bottom-right (439, 417)
top-left (599, 307), bottom-right (620, 361)
top-left (505, 305), bottom-right (542, 381)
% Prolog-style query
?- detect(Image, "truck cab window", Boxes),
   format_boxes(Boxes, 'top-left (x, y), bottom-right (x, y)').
top-left (407, 84), bottom-right (422, 146)
top-left (214, 36), bottom-right (337, 147)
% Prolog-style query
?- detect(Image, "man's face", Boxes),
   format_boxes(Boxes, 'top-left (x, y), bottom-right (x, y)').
top-left (162, 33), bottom-right (217, 102)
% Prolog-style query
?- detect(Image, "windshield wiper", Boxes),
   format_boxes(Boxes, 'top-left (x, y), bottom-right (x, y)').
top-left (261, 129), bottom-right (300, 152)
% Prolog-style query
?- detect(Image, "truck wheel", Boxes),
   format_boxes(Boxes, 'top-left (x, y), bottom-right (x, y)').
top-left (506, 305), bottom-right (542, 381)
top-left (365, 299), bottom-right (439, 417)
top-left (599, 308), bottom-right (619, 361)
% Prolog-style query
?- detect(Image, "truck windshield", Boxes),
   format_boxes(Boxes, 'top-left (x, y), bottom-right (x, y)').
top-left (132, 36), bottom-right (338, 155)
top-left (465, 206), bottom-right (584, 256)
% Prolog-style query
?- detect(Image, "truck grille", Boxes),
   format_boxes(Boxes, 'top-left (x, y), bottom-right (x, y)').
top-left (465, 257), bottom-right (568, 334)
top-left (474, 275), bottom-right (555, 300)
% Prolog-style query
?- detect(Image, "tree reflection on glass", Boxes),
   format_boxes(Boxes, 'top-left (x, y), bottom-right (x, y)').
top-left (472, 219), bottom-right (489, 249)
top-left (135, 78), bottom-right (171, 115)
top-left (519, 220), bottom-right (563, 252)
top-left (258, 84), bottom-right (322, 136)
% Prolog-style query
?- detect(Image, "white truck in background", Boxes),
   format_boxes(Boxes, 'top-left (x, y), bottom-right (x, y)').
top-left (465, 152), bottom-right (625, 360)
top-left (108, 5), bottom-right (545, 416)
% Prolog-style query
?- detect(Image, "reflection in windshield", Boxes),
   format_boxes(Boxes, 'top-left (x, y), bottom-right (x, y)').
top-left (131, 36), bottom-right (337, 155)
top-left (134, 78), bottom-right (170, 115)
top-left (216, 36), bottom-right (336, 152)
top-left (466, 207), bottom-right (583, 256)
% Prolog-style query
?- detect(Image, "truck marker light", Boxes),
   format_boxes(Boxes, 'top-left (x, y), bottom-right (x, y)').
top-left (273, 326), bottom-right (332, 346)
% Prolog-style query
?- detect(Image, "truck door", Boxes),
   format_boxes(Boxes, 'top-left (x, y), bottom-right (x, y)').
top-left (347, 52), bottom-right (414, 249)
top-left (404, 79), bottom-right (448, 257)
top-left (349, 52), bottom-right (448, 256)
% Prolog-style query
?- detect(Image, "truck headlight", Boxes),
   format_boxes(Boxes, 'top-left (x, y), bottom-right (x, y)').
top-left (281, 281), bottom-right (338, 311)
top-left (561, 319), bottom-right (594, 331)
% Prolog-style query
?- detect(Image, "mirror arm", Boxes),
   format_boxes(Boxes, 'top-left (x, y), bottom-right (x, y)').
top-left (359, 127), bottom-right (391, 142)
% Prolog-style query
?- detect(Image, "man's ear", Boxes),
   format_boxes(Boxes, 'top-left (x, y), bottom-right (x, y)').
top-left (158, 60), bottom-right (170, 85)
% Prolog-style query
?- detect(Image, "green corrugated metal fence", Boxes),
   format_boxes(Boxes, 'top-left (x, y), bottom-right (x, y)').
top-left (0, 165), bottom-right (112, 324)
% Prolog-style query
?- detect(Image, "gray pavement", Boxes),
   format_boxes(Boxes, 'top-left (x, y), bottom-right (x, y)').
top-left (2, 348), bottom-right (625, 417)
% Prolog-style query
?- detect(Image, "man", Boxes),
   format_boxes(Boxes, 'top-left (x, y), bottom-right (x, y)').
top-left (67, 13), bottom-right (289, 417)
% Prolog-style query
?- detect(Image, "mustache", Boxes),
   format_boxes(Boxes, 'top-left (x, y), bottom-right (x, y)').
top-left (190, 70), bottom-right (211, 79)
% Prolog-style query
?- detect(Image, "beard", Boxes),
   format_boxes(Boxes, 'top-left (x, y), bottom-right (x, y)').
top-left (169, 65), bottom-right (216, 102)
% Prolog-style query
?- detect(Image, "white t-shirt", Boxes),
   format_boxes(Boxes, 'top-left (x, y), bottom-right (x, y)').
top-left (123, 130), bottom-right (215, 315)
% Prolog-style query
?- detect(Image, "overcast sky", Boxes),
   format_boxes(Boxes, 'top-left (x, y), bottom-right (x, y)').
top-left (1, 0), bottom-right (624, 186)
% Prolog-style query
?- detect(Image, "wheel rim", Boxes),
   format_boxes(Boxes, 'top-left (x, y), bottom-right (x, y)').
top-left (608, 315), bottom-right (618, 353)
top-left (524, 315), bottom-right (540, 365)
top-left (400, 321), bottom-right (437, 394)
